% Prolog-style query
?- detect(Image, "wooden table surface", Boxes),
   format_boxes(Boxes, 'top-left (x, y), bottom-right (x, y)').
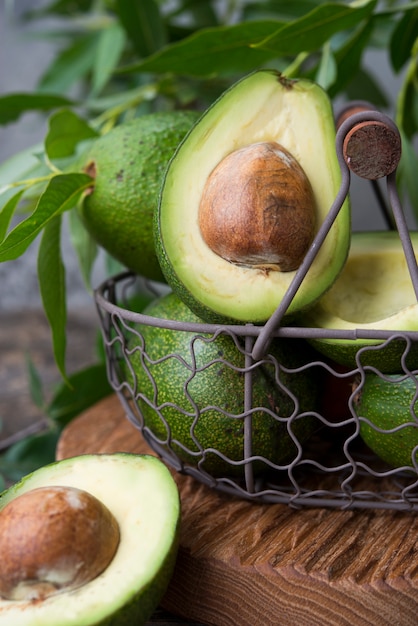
top-left (0, 309), bottom-right (200, 625)
top-left (57, 394), bottom-right (418, 626)
top-left (4, 310), bottom-right (418, 625)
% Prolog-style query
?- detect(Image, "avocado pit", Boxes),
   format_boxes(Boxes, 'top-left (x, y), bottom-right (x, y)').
top-left (198, 141), bottom-right (316, 272)
top-left (0, 485), bottom-right (120, 602)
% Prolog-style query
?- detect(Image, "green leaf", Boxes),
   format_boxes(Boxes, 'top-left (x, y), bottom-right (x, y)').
top-left (91, 21), bottom-right (126, 96)
top-left (0, 430), bottom-right (60, 482)
top-left (398, 131), bottom-right (418, 221)
top-left (114, 0), bottom-right (166, 57)
top-left (0, 173), bottom-right (93, 262)
top-left (68, 207), bottom-right (98, 289)
top-left (171, 0), bottom-right (219, 28)
top-left (25, 354), bottom-right (46, 411)
top-left (119, 20), bottom-right (284, 78)
top-left (45, 109), bottom-right (99, 160)
top-left (0, 190), bottom-right (25, 243)
top-left (37, 32), bottom-right (100, 94)
top-left (254, 0), bottom-right (378, 55)
top-left (22, 0), bottom-right (94, 19)
top-left (390, 8), bottom-right (418, 72)
top-left (396, 59), bottom-right (418, 138)
top-left (315, 42), bottom-right (337, 89)
top-left (0, 94), bottom-right (73, 125)
top-left (0, 143), bottom-right (45, 187)
top-left (328, 19), bottom-right (374, 97)
top-left (85, 83), bottom-right (158, 114)
top-left (38, 215), bottom-right (67, 380)
top-left (47, 363), bottom-right (112, 427)
top-left (243, 0), bottom-right (324, 21)
top-left (343, 66), bottom-right (389, 107)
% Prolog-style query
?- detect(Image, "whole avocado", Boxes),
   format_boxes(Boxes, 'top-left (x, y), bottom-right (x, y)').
top-left (355, 372), bottom-right (418, 469)
top-left (123, 292), bottom-right (318, 477)
top-left (79, 110), bottom-right (199, 282)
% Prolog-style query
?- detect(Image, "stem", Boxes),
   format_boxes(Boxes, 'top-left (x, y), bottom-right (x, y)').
top-left (0, 173), bottom-right (56, 196)
top-left (0, 420), bottom-right (50, 451)
top-left (283, 52), bottom-right (310, 77)
top-left (92, 83), bottom-right (158, 131)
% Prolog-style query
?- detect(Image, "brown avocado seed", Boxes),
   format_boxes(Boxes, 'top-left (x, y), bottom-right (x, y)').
top-left (0, 485), bottom-right (120, 601)
top-left (198, 141), bottom-right (316, 272)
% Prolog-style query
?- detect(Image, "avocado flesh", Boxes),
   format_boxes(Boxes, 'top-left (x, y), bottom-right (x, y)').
top-left (0, 453), bottom-right (180, 626)
top-left (156, 70), bottom-right (350, 323)
top-left (305, 231), bottom-right (418, 371)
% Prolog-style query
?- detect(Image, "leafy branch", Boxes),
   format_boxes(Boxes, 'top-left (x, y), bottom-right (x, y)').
top-left (0, 0), bottom-right (417, 382)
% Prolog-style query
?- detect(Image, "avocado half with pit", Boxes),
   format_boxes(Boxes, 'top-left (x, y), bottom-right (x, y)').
top-left (304, 231), bottom-right (418, 372)
top-left (155, 70), bottom-right (350, 323)
top-left (0, 453), bottom-right (180, 626)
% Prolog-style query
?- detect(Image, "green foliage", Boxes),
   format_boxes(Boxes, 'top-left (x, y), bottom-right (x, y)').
top-left (0, 0), bottom-right (417, 380)
top-left (0, 361), bottom-right (112, 486)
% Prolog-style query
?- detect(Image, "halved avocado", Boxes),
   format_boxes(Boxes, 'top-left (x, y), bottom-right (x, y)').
top-left (304, 231), bottom-right (418, 372)
top-left (156, 70), bottom-right (350, 323)
top-left (0, 453), bottom-right (180, 626)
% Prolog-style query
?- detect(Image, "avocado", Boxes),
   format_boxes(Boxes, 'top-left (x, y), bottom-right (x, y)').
top-left (79, 110), bottom-right (199, 282)
top-left (155, 70), bottom-right (350, 323)
top-left (304, 231), bottom-right (418, 372)
top-left (355, 373), bottom-right (418, 470)
top-left (0, 453), bottom-right (180, 625)
top-left (124, 292), bottom-right (318, 477)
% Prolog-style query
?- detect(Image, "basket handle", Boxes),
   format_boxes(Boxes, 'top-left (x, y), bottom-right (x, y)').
top-left (251, 108), bottom-right (402, 361)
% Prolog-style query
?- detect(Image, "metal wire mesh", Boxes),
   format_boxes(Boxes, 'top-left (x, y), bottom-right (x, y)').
top-left (94, 108), bottom-right (418, 511)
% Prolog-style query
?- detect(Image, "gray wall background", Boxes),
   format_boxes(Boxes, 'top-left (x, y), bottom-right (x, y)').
top-left (0, 1), bottom-right (413, 312)
top-left (0, 0), bottom-right (106, 313)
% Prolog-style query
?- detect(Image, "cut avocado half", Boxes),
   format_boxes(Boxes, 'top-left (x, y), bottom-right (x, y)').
top-left (304, 231), bottom-right (418, 372)
top-left (0, 453), bottom-right (180, 626)
top-left (156, 70), bottom-right (350, 323)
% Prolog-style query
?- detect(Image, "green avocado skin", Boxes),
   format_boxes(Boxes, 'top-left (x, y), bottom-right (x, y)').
top-left (94, 539), bottom-right (179, 626)
top-left (79, 110), bottom-right (199, 282)
top-left (357, 373), bottom-right (418, 469)
top-left (310, 337), bottom-right (418, 374)
top-left (124, 293), bottom-right (319, 477)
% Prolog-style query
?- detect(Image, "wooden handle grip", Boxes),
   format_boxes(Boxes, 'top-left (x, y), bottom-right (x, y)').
top-left (336, 102), bottom-right (402, 180)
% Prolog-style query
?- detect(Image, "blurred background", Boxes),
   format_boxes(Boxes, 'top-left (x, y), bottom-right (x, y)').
top-left (0, 0), bottom-right (105, 312)
top-left (0, 0), bottom-right (414, 313)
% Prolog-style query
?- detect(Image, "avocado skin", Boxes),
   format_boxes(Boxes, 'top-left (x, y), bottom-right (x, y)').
top-left (356, 374), bottom-right (418, 469)
top-left (79, 110), bottom-right (199, 282)
top-left (310, 337), bottom-right (418, 374)
top-left (124, 293), bottom-right (318, 477)
top-left (305, 231), bottom-right (418, 373)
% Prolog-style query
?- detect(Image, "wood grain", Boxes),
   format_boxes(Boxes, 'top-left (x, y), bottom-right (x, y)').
top-left (57, 394), bottom-right (418, 626)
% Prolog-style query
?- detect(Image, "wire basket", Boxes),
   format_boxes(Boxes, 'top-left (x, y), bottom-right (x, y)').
top-left (94, 107), bottom-right (418, 511)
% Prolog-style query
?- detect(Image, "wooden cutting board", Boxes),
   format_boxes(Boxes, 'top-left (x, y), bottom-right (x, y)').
top-left (56, 394), bottom-right (418, 626)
